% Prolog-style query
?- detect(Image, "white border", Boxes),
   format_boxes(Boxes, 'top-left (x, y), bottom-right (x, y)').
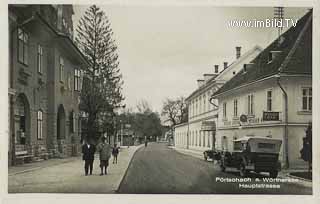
top-left (1, 0), bottom-right (319, 204)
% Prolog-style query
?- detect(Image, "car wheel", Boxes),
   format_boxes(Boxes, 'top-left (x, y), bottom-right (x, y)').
top-left (269, 171), bottom-right (278, 178)
top-left (239, 164), bottom-right (247, 177)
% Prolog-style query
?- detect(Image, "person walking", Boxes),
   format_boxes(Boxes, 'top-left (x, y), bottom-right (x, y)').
top-left (96, 137), bottom-right (112, 175)
top-left (82, 139), bottom-right (96, 176)
top-left (144, 136), bottom-right (148, 147)
top-left (112, 144), bottom-right (119, 164)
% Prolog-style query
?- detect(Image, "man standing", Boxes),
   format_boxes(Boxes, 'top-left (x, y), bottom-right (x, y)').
top-left (82, 139), bottom-right (96, 176)
top-left (97, 137), bottom-right (111, 175)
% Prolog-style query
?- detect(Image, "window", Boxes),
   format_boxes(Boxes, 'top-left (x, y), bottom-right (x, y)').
top-left (203, 132), bottom-right (206, 147)
top-left (195, 131), bottom-right (198, 146)
top-left (59, 57), bottom-right (64, 82)
top-left (67, 73), bottom-right (71, 90)
top-left (37, 110), bottom-right (43, 139)
top-left (18, 28), bottom-right (29, 65)
top-left (208, 91), bottom-right (211, 110)
top-left (302, 87), bottom-right (312, 111)
top-left (198, 131), bottom-right (201, 146)
top-left (69, 111), bottom-right (75, 133)
top-left (37, 44), bottom-right (43, 73)
top-left (247, 94), bottom-right (254, 115)
top-left (268, 52), bottom-right (273, 63)
top-left (233, 99), bottom-right (238, 117)
top-left (203, 95), bottom-right (206, 113)
top-left (258, 143), bottom-right (275, 149)
top-left (74, 69), bottom-right (81, 91)
top-left (223, 102), bottom-right (227, 118)
top-left (267, 90), bottom-right (272, 111)
top-left (199, 96), bottom-right (202, 114)
top-left (207, 132), bottom-right (210, 147)
top-left (195, 99), bottom-right (198, 115)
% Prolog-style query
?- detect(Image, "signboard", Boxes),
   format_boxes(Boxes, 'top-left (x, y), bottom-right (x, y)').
top-left (201, 121), bottom-right (216, 131)
top-left (263, 112), bottom-right (280, 121)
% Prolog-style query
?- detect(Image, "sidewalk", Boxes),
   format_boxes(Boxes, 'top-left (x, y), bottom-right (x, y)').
top-left (8, 144), bottom-right (143, 193)
top-left (9, 157), bottom-right (80, 176)
top-left (171, 146), bottom-right (312, 188)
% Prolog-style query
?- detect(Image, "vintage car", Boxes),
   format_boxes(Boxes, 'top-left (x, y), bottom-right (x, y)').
top-left (218, 136), bottom-right (282, 178)
top-left (203, 150), bottom-right (221, 161)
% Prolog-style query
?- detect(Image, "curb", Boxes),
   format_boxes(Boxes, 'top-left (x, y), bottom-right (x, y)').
top-left (8, 157), bottom-right (79, 176)
top-left (115, 144), bottom-right (144, 193)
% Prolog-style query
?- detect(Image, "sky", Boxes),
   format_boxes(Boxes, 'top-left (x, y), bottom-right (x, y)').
top-left (72, 5), bottom-right (308, 113)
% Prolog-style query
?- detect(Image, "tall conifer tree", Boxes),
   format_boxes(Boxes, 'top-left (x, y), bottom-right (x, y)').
top-left (76, 5), bottom-right (124, 141)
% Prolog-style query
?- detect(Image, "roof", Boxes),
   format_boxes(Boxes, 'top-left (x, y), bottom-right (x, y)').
top-left (185, 45), bottom-right (263, 102)
top-left (35, 12), bottom-right (90, 67)
top-left (213, 10), bottom-right (312, 97)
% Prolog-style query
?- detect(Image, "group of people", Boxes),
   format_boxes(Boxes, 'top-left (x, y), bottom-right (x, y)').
top-left (82, 137), bottom-right (120, 176)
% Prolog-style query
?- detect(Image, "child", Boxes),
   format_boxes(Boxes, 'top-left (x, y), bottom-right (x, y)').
top-left (112, 144), bottom-right (119, 164)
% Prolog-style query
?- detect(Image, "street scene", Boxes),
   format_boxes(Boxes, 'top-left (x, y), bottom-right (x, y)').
top-left (7, 3), bottom-right (313, 195)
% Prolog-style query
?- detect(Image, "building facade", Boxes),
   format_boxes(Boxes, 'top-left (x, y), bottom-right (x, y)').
top-left (9, 5), bottom-right (88, 165)
top-left (174, 46), bottom-right (262, 152)
top-left (212, 11), bottom-right (312, 168)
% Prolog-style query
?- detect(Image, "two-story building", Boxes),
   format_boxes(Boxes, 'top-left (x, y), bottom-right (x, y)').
top-left (9, 5), bottom-right (88, 165)
top-left (211, 10), bottom-right (312, 168)
top-left (174, 45), bottom-right (262, 152)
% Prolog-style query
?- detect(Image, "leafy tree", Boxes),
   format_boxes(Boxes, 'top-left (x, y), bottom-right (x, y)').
top-left (161, 96), bottom-right (187, 129)
top-left (76, 5), bottom-right (124, 142)
top-left (118, 103), bottom-right (163, 142)
top-left (300, 122), bottom-right (312, 172)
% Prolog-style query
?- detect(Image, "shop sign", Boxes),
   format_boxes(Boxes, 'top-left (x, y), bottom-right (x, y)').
top-left (263, 111), bottom-right (280, 121)
top-left (201, 121), bottom-right (216, 131)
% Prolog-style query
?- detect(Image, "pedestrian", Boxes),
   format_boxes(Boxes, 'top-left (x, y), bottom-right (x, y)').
top-left (144, 136), bottom-right (148, 147)
top-left (82, 139), bottom-right (96, 176)
top-left (112, 144), bottom-right (119, 164)
top-left (96, 137), bottom-right (111, 175)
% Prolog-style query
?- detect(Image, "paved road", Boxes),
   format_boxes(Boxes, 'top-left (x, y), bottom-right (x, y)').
top-left (118, 143), bottom-right (312, 194)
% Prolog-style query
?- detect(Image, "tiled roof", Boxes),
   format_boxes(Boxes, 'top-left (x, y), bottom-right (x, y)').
top-left (213, 10), bottom-right (312, 97)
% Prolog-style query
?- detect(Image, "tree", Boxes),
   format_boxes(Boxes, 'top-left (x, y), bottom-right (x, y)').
top-left (118, 102), bottom-right (163, 143)
top-left (76, 5), bottom-right (124, 142)
top-left (136, 99), bottom-right (153, 114)
top-left (161, 96), bottom-right (187, 129)
top-left (300, 122), bottom-right (312, 172)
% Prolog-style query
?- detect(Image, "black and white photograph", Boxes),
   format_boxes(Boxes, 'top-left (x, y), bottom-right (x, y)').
top-left (3, 0), bottom-right (319, 202)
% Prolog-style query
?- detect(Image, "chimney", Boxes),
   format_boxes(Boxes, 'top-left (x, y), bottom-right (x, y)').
top-left (197, 79), bottom-right (205, 88)
top-left (236, 46), bottom-right (241, 59)
top-left (223, 62), bottom-right (228, 69)
top-left (214, 65), bottom-right (219, 74)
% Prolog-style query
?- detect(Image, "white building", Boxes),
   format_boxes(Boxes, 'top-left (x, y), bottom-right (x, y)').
top-left (211, 11), bottom-right (312, 168)
top-left (174, 45), bottom-right (263, 152)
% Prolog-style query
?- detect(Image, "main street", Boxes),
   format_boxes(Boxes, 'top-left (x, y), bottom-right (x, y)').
top-left (118, 143), bottom-right (312, 194)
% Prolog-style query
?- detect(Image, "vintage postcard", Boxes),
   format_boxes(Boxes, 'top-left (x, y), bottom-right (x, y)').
top-left (2, 0), bottom-right (319, 204)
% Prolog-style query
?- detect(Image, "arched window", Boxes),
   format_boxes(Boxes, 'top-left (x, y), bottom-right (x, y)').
top-left (37, 110), bottom-right (43, 139)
